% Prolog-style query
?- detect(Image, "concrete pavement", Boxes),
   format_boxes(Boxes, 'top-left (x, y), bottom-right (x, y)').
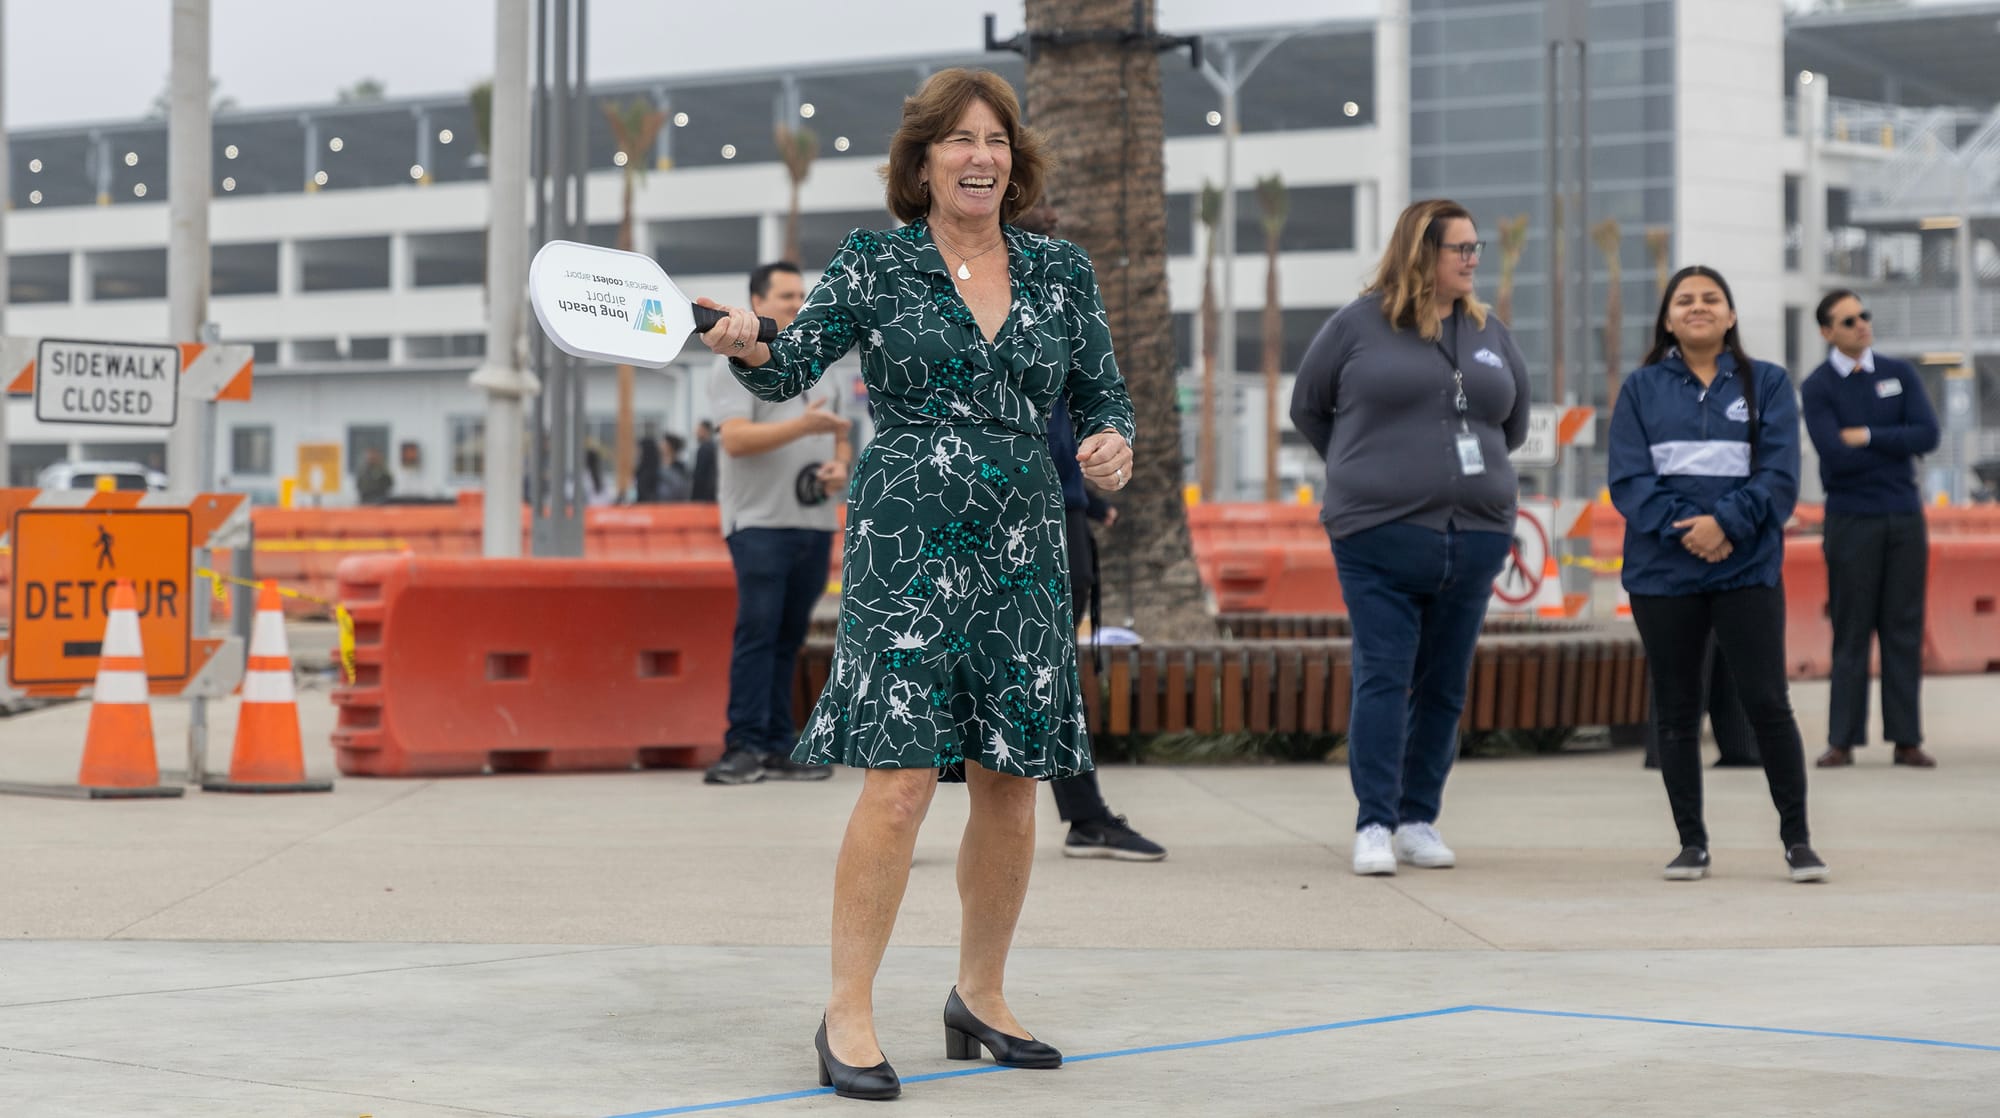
top-left (1, 667), bottom-right (1995, 1115)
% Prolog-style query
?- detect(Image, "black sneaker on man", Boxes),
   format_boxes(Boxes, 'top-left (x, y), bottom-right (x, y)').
top-left (1786, 844), bottom-right (1830, 883)
top-left (702, 749), bottom-right (767, 786)
top-left (763, 754), bottom-right (834, 781)
top-left (1662, 846), bottom-right (1710, 881)
top-left (1063, 815), bottom-right (1167, 861)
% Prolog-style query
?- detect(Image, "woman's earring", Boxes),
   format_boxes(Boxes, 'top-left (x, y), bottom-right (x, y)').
top-left (920, 180), bottom-right (929, 193)
top-left (1005, 182), bottom-right (1021, 200)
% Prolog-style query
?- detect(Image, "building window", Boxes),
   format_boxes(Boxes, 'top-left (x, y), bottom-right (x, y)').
top-left (651, 216), bottom-right (759, 276)
top-left (231, 425), bottom-right (274, 476)
top-left (10, 253), bottom-right (71, 304)
top-left (449, 416), bottom-right (484, 480)
top-left (212, 242), bottom-right (281, 295)
top-left (298, 235), bottom-right (392, 292)
top-left (88, 248), bottom-right (168, 301)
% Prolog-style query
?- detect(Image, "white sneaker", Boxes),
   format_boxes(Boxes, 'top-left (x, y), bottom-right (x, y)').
top-left (1392, 822), bottom-right (1456, 869)
top-left (1352, 824), bottom-right (1397, 876)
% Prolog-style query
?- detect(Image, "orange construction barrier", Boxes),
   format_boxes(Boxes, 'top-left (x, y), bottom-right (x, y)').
top-left (0, 581), bottom-right (186, 800)
top-left (1920, 537), bottom-right (2000, 674)
top-left (330, 555), bottom-right (736, 776)
top-left (204, 581), bottom-right (333, 793)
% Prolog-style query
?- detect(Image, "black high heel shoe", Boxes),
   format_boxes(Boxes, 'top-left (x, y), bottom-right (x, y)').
top-left (943, 987), bottom-right (1062, 1069)
top-left (815, 1017), bottom-right (900, 1100)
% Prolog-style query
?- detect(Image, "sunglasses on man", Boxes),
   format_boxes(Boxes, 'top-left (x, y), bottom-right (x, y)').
top-left (1835, 309), bottom-right (1871, 329)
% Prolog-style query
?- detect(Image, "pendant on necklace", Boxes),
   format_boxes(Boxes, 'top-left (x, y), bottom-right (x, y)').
top-left (956, 263), bottom-right (972, 280)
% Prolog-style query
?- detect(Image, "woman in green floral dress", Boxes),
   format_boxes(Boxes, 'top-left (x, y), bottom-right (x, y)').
top-left (698, 68), bottom-right (1135, 1102)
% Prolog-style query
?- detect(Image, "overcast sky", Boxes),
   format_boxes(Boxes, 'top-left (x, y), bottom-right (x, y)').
top-left (3, 0), bottom-right (1373, 130)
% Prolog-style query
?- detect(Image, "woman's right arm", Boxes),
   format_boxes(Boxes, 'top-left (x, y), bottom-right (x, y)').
top-left (702, 233), bottom-right (877, 402)
top-left (1607, 375), bottom-right (1701, 542)
top-left (1288, 313), bottom-right (1348, 459)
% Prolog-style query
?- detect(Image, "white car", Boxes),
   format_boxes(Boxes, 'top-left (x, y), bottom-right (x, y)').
top-left (35, 460), bottom-right (169, 492)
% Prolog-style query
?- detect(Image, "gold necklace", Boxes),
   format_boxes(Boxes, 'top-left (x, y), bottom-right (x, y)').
top-left (932, 227), bottom-right (1005, 280)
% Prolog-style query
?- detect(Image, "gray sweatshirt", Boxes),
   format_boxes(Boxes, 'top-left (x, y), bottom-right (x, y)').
top-left (1289, 292), bottom-right (1531, 539)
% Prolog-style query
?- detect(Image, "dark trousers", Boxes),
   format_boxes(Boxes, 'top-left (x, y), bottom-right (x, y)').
top-left (1052, 506), bottom-right (1115, 825)
top-left (1823, 512), bottom-right (1927, 748)
top-left (1630, 585), bottom-right (1810, 849)
top-left (724, 528), bottom-right (833, 757)
top-left (1332, 521), bottom-right (1511, 832)
top-left (1643, 637), bottom-right (1759, 767)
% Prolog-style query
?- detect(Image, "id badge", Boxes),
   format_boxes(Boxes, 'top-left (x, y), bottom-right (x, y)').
top-left (1455, 432), bottom-right (1486, 476)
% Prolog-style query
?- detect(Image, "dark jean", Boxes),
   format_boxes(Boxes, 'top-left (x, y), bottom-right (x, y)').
top-left (1332, 520), bottom-right (1511, 832)
top-left (1629, 584), bottom-right (1810, 849)
top-left (725, 528), bottom-right (833, 757)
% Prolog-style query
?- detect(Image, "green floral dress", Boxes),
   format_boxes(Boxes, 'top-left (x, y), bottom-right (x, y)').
top-left (729, 219), bottom-right (1136, 781)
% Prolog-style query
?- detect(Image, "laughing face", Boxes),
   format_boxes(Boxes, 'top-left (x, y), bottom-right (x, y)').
top-left (921, 98), bottom-right (1012, 228)
top-left (1667, 274), bottom-right (1737, 351)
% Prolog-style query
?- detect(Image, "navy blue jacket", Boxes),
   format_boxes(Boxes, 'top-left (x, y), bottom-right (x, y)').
top-left (1047, 396), bottom-right (1111, 519)
top-left (1609, 352), bottom-right (1800, 597)
top-left (1799, 352), bottom-right (1938, 517)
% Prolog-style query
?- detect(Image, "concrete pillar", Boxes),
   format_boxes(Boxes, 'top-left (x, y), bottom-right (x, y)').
top-left (1374, 0), bottom-right (1410, 249)
top-left (1797, 72), bottom-right (1829, 503)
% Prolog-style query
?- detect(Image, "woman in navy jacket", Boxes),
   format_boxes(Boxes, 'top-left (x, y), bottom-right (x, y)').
top-left (1608, 265), bottom-right (1828, 884)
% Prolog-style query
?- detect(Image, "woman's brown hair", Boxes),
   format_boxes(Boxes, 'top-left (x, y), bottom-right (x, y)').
top-left (882, 68), bottom-right (1048, 226)
top-left (1364, 198), bottom-right (1490, 341)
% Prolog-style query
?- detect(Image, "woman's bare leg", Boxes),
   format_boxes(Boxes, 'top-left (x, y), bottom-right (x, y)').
top-left (954, 762), bottom-right (1040, 1037)
top-left (824, 767), bottom-right (939, 1065)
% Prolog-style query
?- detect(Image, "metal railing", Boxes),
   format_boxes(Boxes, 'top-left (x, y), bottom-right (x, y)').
top-left (1864, 288), bottom-right (2000, 342)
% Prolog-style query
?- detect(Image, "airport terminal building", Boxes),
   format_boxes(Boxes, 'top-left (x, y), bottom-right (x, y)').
top-left (2, 0), bottom-right (1995, 504)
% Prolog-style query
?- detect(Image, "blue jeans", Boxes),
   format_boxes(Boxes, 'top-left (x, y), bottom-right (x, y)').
top-left (1332, 521), bottom-right (1511, 832)
top-left (725, 528), bottom-right (833, 757)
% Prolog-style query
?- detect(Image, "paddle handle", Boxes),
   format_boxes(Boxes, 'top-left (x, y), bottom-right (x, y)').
top-left (691, 305), bottom-right (779, 343)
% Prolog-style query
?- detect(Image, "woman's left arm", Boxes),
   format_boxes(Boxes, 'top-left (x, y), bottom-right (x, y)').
top-left (1712, 364), bottom-right (1801, 543)
top-left (1499, 327), bottom-right (1533, 451)
top-left (1060, 245), bottom-right (1137, 447)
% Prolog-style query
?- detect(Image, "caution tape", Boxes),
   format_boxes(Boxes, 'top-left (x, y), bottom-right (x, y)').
top-left (1561, 554), bottom-right (1623, 572)
top-left (195, 567), bottom-right (356, 685)
top-left (251, 538), bottom-right (410, 552)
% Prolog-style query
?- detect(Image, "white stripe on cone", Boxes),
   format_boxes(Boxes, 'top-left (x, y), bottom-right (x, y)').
top-left (94, 670), bottom-right (150, 704)
top-left (242, 669), bottom-right (296, 704)
top-left (251, 611), bottom-right (287, 657)
top-left (101, 608), bottom-right (144, 659)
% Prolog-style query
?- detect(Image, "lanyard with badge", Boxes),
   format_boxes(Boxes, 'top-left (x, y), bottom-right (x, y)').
top-left (1435, 311), bottom-right (1485, 476)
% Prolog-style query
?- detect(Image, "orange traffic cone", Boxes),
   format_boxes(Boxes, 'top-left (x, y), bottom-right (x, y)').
top-left (74, 581), bottom-right (183, 799)
top-left (203, 581), bottom-right (332, 794)
top-left (1615, 583), bottom-right (1633, 620)
top-left (1533, 554), bottom-right (1568, 619)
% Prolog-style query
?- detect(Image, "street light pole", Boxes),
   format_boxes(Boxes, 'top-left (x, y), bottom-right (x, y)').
top-left (168, 0), bottom-right (213, 784)
top-left (470, 0), bottom-right (539, 556)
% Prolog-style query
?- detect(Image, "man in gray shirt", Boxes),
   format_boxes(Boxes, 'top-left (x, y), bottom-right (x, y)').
top-left (703, 262), bottom-right (854, 785)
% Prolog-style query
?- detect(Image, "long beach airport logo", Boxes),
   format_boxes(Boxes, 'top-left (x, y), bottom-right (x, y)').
top-left (634, 299), bottom-right (669, 334)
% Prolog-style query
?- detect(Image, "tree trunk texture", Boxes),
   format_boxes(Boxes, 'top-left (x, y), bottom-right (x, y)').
top-left (1199, 234), bottom-right (1218, 501)
top-left (1025, 0), bottom-right (1215, 641)
top-left (1262, 231), bottom-right (1282, 502)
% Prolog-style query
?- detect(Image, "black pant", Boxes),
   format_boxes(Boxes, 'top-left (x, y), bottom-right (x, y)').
top-left (1823, 512), bottom-right (1927, 749)
top-left (1630, 585), bottom-right (1810, 849)
top-left (1642, 638), bottom-right (1759, 767)
top-left (1052, 506), bottom-right (1115, 825)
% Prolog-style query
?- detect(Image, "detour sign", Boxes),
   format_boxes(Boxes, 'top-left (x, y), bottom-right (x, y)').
top-left (8, 508), bottom-right (192, 686)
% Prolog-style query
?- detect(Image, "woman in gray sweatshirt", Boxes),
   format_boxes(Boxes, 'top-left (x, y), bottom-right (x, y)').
top-left (1289, 198), bottom-right (1531, 877)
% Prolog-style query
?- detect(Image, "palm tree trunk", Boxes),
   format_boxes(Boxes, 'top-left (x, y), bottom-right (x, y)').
top-left (1026, 0), bottom-right (1214, 641)
top-left (786, 179), bottom-right (803, 265)
top-left (1199, 233), bottom-right (1218, 501)
top-left (1262, 230), bottom-right (1282, 502)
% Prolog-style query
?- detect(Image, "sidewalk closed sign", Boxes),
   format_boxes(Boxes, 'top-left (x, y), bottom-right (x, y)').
top-left (33, 338), bottom-right (182, 427)
top-left (7, 508), bottom-right (192, 686)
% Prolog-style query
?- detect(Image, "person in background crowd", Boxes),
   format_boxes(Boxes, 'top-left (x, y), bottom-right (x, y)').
top-left (691, 418), bottom-right (720, 502)
top-left (583, 445), bottom-right (618, 507)
top-left (1800, 288), bottom-right (1940, 770)
top-left (633, 428), bottom-right (664, 504)
top-left (356, 447), bottom-right (394, 505)
top-left (1608, 264), bottom-right (1827, 884)
top-left (1290, 198), bottom-right (1529, 878)
top-left (659, 433), bottom-right (693, 503)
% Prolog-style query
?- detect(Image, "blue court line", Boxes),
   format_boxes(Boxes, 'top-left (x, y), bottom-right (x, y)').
top-left (603, 1003), bottom-right (1997, 1117)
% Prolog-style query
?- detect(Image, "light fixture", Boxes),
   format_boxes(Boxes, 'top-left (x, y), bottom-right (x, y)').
top-left (329, 137), bottom-right (345, 152)
top-left (222, 177), bottom-right (236, 192)
top-left (409, 164), bottom-right (425, 180)
top-left (29, 190), bottom-right (42, 204)
top-left (1343, 101), bottom-right (1360, 117)
top-left (674, 111), bottom-right (689, 127)
top-left (27, 158), bottom-right (41, 173)
top-left (613, 150), bottom-right (629, 167)
top-left (225, 144), bottom-right (239, 159)
top-left (800, 103), bottom-right (816, 119)
top-left (438, 128), bottom-right (454, 144)
top-left (314, 170), bottom-right (329, 186)
top-left (721, 144), bottom-right (737, 159)
top-left (124, 151), bottom-right (139, 166)
top-left (834, 136), bottom-right (851, 152)
top-left (1799, 70), bottom-right (1815, 85)
top-left (133, 183), bottom-right (148, 198)
top-left (1205, 110), bottom-right (1221, 127)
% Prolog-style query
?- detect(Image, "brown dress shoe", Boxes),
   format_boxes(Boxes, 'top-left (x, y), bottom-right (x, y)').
top-left (1893, 745), bottom-right (1938, 768)
top-left (1815, 746), bottom-right (1855, 768)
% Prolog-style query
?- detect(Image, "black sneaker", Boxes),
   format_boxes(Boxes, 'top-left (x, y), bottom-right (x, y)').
top-left (1663, 846), bottom-right (1710, 881)
top-left (1063, 815), bottom-right (1167, 862)
top-left (763, 754), bottom-right (833, 781)
top-left (1786, 844), bottom-right (1830, 883)
top-left (702, 749), bottom-right (767, 786)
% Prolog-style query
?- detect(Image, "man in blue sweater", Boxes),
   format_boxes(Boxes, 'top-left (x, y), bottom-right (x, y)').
top-left (1800, 290), bottom-right (1940, 769)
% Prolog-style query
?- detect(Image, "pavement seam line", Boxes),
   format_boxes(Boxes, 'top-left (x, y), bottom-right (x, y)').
top-left (100, 780), bottom-right (441, 940)
top-left (0, 943), bottom-right (654, 1012)
top-left (0, 1042), bottom-right (534, 1117)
